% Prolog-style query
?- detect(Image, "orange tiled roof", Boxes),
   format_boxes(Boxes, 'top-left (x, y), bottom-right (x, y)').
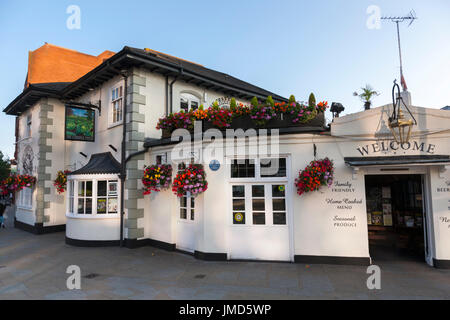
top-left (26, 43), bottom-right (115, 87)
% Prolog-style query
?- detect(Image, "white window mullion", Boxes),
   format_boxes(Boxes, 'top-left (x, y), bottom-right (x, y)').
top-left (93, 178), bottom-right (98, 215)
top-left (256, 159), bottom-right (261, 179)
top-left (74, 180), bottom-right (78, 215)
top-left (245, 184), bottom-right (252, 225)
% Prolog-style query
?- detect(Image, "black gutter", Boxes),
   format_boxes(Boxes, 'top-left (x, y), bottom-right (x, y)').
top-left (5, 45), bottom-right (287, 114)
top-left (61, 54), bottom-right (129, 98)
top-left (126, 49), bottom-right (287, 102)
top-left (3, 85), bottom-right (64, 115)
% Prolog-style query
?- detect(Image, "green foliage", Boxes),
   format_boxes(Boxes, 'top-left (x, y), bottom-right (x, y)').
top-left (211, 101), bottom-right (219, 109)
top-left (289, 95), bottom-right (296, 103)
top-left (65, 114), bottom-right (94, 138)
top-left (251, 97), bottom-right (259, 107)
top-left (230, 98), bottom-right (237, 109)
top-left (308, 93), bottom-right (316, 107)
top-left (0, 152), bottom-right (10, 182)
top-left (353, 84), bottom-right (380, 103)
top-left (266, 96), bottom-right (275, 108)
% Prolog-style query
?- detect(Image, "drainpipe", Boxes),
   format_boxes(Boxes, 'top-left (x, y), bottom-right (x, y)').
top-left (119, 70), bottom-right (128, 247)
top-left (169, 77), bottom-right (178, 114)
top-left (165, 76), bottom-right (169, 116)
top-left (169, 68), bottom-right (183, 113)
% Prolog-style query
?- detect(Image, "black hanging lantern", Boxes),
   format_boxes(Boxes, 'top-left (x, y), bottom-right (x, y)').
top-left (388, 80), bottom-right (417, 144)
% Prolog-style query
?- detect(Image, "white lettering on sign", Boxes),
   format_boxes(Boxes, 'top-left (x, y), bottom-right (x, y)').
top-left (356, 141), bottom-right (436, 156)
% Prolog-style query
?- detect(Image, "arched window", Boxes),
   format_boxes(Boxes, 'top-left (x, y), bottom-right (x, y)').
top-left (180, 93), bottom-right (200, 112)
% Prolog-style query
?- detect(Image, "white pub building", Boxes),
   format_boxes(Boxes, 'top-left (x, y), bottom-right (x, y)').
top-left (4, 43), bottom-right (450, 268)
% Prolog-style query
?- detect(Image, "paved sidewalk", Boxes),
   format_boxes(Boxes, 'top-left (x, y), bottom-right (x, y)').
top-left (0, 210), bottom-right (449, 299)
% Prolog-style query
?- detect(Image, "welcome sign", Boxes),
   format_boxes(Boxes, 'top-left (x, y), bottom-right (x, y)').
top-left (356, 140), bottom-right (436, 156)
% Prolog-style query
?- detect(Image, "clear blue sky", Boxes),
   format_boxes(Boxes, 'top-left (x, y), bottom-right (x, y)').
top-left (0, 0), bottom-right (449, 158)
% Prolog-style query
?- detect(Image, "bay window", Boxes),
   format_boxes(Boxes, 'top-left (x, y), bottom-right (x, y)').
top-left (67, 176), bottom-right (120, 217)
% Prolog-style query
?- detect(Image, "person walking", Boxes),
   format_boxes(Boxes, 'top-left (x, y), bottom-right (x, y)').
top-left (0, 199), bottom-right (5, 229)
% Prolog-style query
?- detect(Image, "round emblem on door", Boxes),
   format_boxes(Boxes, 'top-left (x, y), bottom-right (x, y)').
top-left (234, 212), bottom-right (244, 222)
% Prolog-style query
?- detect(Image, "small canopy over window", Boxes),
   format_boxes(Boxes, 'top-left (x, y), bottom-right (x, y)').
top-left (69, 152), bottom-right (121, 175)
top-left (344, 155), bottom-right (450, 167)
top-left (67, 152), bottom-right (121, 217)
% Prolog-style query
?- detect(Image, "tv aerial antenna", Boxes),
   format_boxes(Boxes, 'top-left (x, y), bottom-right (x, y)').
top-left (381, 10), bottom-right (418, 91)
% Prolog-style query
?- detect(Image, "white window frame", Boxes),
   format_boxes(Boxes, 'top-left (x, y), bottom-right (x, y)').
top-left (155, 153), bottom-right (168, 165)
top-left (228, 156), bottom-right (290, 227)
top-left (17, 187), bottom-right (33, 210)
top-left (179, 191), bottom-right (195, 222)
top-left (66, 174), bottom-right (121, 219)
top-left (230, 183), bottom-right (288, 227)
top-left (68, 180), bottom-right (75, 214)
top-left (25, 114), bottom-right (32, 138)
top-left (229, 157), bottom-right (289, 183)
top-left (109, 82), bottom-right (124, 127)
top-left (179, 92), bottom-right (200, 113)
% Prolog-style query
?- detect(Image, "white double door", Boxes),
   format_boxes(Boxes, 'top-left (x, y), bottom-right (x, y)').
top-left (228, 183), bottom-right (291, 261)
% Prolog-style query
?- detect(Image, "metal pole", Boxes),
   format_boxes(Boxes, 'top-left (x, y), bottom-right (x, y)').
top-left (396, 21), bottom-right (404, 85)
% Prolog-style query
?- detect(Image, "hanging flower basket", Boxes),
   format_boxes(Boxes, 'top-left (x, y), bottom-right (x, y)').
top-left (142, 164), bottom-right (173, 195)
top-left (0, 174), bottom-right (37, 196)
top-left (172, 164), bottom-right (208, 197)
top-left (295, 158), bottom-right (334, 196)
top-left (53, 170), bottom-right (71, 194)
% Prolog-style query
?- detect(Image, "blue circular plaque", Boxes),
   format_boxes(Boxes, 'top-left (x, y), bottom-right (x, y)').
top-left (209, 160), bottom-right (220, 171)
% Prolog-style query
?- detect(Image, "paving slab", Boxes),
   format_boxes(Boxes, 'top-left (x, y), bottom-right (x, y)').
top-left (0, 215), bottom-right (449, 300)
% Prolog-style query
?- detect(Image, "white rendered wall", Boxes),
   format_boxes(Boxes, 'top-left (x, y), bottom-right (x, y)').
top-left (66, 216), bottom-right (120, 241)
top-left (15, 103), bottom-right (39, 226)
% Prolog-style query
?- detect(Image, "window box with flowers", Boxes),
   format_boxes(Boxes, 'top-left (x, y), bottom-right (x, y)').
top-left (229, 100), bottom-right (253, 129)
top-left (156, 94), bottom-right (329, 138)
